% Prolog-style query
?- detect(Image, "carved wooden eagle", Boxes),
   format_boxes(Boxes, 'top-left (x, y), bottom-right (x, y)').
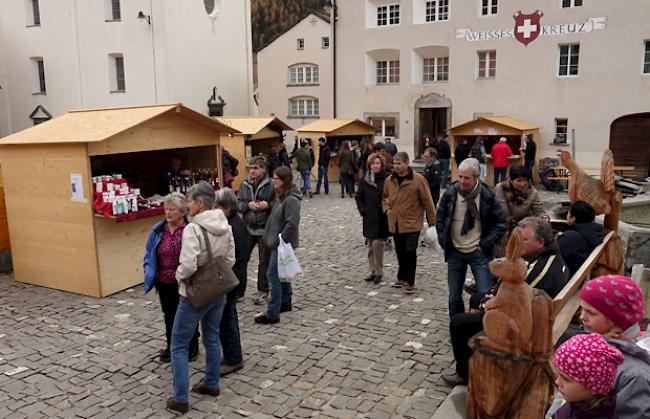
top-left (557, 149), bottom-right (615, 215)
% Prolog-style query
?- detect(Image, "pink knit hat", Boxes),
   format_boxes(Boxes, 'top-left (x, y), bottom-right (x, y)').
top-left (554, 334), bottom-right (624, 395)
top-left (578, 275), bottom-right (645, 331)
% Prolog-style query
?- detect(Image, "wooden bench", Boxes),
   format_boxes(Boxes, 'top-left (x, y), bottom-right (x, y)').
top-left (551, 230), bottom-right (615, 343)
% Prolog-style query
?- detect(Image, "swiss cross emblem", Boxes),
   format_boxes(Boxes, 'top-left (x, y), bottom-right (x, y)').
top-left (513, 10), bottom-right (543, 46)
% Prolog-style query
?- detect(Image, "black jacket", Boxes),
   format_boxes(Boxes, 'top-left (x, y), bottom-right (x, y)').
top-left (318, 144), bottom-right (331, 166)
top-left (557, 222), bottom-right (605, 276)
top-left (455, 143), bottom-right (471, 165)
top-left (226, 212), bottom-right (250, 296)
top-left (355, 172), bottom-right (389, 239)
top-left (423, 160), bottom-right (442, 205)
top-left (436, 182), bottom-right (506, 260)
top-left (524, 141), bottom-right (537, 162)
top-left (435, 141), bottom-right (451, 159)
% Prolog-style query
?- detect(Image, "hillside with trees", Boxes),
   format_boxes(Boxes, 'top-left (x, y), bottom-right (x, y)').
top-left (252, 0), bottom-right (328, 52)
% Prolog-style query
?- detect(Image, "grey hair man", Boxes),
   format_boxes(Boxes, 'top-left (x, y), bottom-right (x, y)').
top-left (436, 157), bottom-right (506, 316)
top-left (237, 156), bottom-right (276, 304)
top-left (382, 152), bottom-right (436, 294)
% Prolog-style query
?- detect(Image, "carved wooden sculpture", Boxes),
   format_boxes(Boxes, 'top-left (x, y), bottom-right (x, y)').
top-left (467, 228), bottom-right (555, 419)
top-left (558, 149), bottom-right (623, 275)
top-left (557, 149), bottom-right (614, 215)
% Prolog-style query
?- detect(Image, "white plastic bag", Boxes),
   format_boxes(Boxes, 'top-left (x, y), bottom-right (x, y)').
top-left (423, 226), bottom-right (444, 258)
top-left (277, 234), bottom-right (303, 282)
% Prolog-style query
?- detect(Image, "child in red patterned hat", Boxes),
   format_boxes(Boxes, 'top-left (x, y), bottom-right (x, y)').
top-left (577, 275), bottom-right (650, 419)
top-left (552, 333), bottom-right (624, 418)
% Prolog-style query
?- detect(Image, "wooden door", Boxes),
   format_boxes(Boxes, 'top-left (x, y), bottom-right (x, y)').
top-left (609, 113), bottom-right (650, 177)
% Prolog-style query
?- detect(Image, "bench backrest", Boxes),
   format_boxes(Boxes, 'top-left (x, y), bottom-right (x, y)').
top-left (551, 230), bottom-right (615, 343)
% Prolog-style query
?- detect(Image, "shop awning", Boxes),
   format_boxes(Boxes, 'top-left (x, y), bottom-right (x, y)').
top-left (450, 116), bottom-right (539, 135)
top-left (0, 104), bottom-right (239, 145)
top-left (297, 119), bottom-right (375, 136)
top-left (215, 116), bottom-right (292, 138)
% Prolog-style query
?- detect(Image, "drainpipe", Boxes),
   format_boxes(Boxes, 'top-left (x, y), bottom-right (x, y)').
top-left (326, 1), bottom-right (337, 118)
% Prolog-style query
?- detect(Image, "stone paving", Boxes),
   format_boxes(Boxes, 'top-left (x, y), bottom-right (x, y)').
top-left (0, 189), bottom-right (458, 419)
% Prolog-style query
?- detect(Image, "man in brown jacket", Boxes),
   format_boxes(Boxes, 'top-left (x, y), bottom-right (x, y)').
top-left (382, 152), bottom-right (436, 293)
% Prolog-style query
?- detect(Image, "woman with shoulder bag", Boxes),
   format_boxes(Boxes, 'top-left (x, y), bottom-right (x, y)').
top-left (355, 153), bottom-right (389, 284)
top-left (254, 166), bottom-right (302, 325)
top-left (143, 192), bottom-right (200, 363)
top-left (166, 182), bottom-right (235, 414)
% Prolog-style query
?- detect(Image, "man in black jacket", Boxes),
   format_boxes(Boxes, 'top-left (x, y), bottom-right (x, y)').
top-left (315, 137), bottom-right (330, 195)
top-left (433, 135), bottom-right (452, 186)
top-left (557, 201), bottom-right (604, 276)
top-left (442, 216), bottom-right (570, 386)
top-left (422, 147), bottom-right (442, 206)
top-left (524, 134), bottom-right (536, 181)
top-left (436, 158), bottom-right (506, 316)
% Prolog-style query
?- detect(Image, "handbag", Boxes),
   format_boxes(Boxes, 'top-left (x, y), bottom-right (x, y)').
top-left (277, 234), bottom-right (303, 283)
top-left (185, 226), bottom-right (239, 309)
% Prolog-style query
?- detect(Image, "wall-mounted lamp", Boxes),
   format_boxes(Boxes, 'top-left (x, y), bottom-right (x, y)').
top-left (137, 11), bottom-right (151, 24)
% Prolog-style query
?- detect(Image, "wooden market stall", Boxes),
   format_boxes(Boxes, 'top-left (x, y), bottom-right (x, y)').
top-left (0, 104), bottom-right (238, 297)
top-left (449, 116), bottom-right (540, 184)
top-left (215, 116), bottom-right (293, 187)
top-left (297, 119), bottom-right (376, 182)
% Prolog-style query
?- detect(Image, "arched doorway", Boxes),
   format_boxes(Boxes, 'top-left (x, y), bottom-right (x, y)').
top-left (609, 113), bottom-right (650, 178)
top-left (414, 93), bottom-right (451, 158)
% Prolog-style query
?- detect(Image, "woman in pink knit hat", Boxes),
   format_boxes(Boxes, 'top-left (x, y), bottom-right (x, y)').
top-left (552, 333), bottom-right (624, 418)
top-left (577, 275), bottom-right (650, 419)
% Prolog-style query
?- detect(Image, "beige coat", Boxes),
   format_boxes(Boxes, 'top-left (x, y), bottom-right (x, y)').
top-left (382, 168), bottom-right (436, 234)
top-left (176, 209), bottom-right (235, 297)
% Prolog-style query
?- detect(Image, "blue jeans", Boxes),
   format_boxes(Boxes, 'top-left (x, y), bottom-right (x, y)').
top-left (300, 170), bottom-right (311, 193)
top-left (440, 158), bottom-right (450, 186)
top-left (266, 249), bottom-right (292, 320)
top-left (219, 292), bottom-right (243, 366)
top-left (316, 165), bottom-right (329, 194)
top-left (171, 296), bottom-right (226, 403)
top-left (447, 249), bottom-right (493, 316)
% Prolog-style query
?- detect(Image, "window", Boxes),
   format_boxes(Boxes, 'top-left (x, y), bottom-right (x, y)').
top-left (644, 41), bottom-right (650, 74)
top-left (477, 50), bottom-right (496, 79)
top-left (377, 60), bottom-right (400, 84)
top-left (377, 4), bottom-right (400, 26)
top-left (481, 0), bottom-right (497, 16)
top-left (289, 97), bottom-right (319, 117)
top-left (555, 118), bottom-right (568, 144)
top-left (288, 64), bottom-right (319, 85)
top-left (297, 38), bottom-right (304, 50)
top-left (558, 44), bottom-right (579, 76)
top-left (27, 0), bottom-right (41, 26)
top-left (106, 0), bottom-right (121, 20)
top-left (322, 37), bottom-right (330, 49)
top-left (109, 54), bottom-right (125, 92)
top-left (204, 0), bottom-right (215, 14)
top-left (562, 0), bottom-right (583, 7)
top-left (423, 57), bottom-right (449, 82)
top-left (367, 115), bottom-right (398, 137)
top-left (426, 0), bottom-right (449, 22)
top-left (31, 57), bottom-right (46, 93)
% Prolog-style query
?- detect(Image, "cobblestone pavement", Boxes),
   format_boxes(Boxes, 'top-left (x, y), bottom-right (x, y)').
top-left (0, 190), bottom-right (456, 419)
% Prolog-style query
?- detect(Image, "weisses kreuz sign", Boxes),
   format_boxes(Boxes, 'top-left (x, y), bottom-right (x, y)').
top-left (455, 10), bottom-right (607, 46)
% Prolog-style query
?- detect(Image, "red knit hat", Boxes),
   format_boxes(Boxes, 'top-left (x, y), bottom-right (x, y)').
top-left (578, 275), bottom-right (645, 331)
top-left (554, 334), bottom-right (624, 395)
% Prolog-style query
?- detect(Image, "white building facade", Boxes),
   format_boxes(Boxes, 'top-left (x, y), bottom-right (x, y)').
top-left (0, 0), bottom-right (254, 137)
top-left (257, 13), bottom-right (333, 126)
top-left (336, 0), bottom-right (650, 174)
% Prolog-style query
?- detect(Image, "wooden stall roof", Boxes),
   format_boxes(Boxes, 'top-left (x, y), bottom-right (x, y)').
top-left (215, 116), bottom-right (292, 136)
top-left (450, 116), bottom-right (540, 133)
top-left (0, 103), bottom-right (239, 145)
top-left (297, 119), bottom-right (376, 136)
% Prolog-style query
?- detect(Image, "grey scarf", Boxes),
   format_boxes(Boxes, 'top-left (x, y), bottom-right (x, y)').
top-left (455, 182), bottom-right (481, 235)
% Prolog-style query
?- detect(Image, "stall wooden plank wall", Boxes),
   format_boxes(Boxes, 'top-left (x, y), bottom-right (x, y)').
top-left (94, 216), bottom-right (160, 296)
top-left (0, 143), bottom-right (101, 296)
top-left (88, 112), bottom-right (219, 156)
top-left (0, 169), bottom-right (10, 251)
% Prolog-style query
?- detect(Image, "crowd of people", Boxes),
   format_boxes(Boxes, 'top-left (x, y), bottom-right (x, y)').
top-left (142, 136), bottom-right (648, 417)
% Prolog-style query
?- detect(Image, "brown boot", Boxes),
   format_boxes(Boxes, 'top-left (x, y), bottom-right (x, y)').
top-left (220, 362), bottom-right (244, 376)
top-left (166, 397), bottom-right (189, 413)
top-left (191, 381), bottom-right (220, 397)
